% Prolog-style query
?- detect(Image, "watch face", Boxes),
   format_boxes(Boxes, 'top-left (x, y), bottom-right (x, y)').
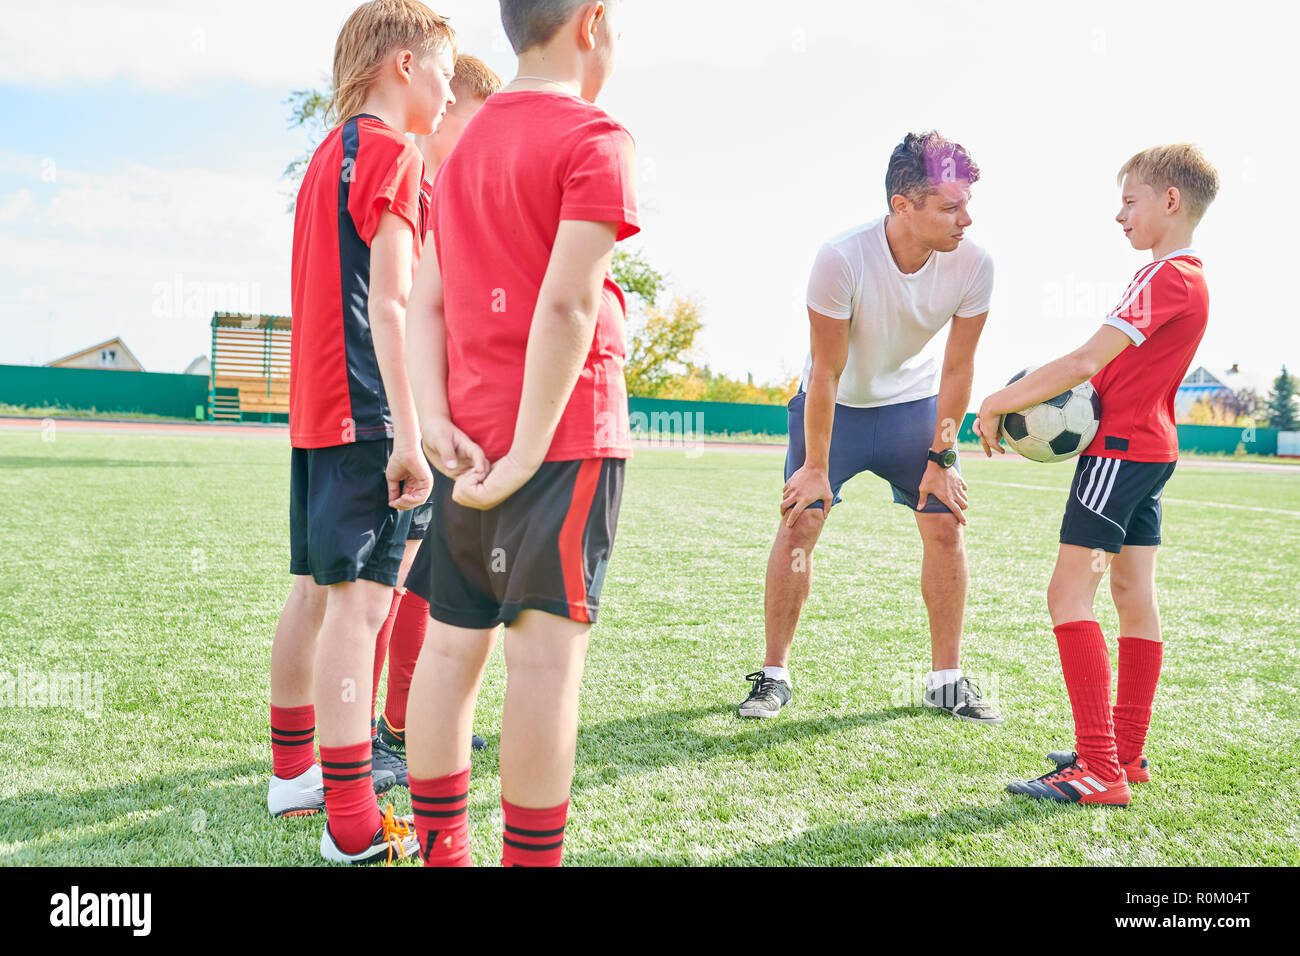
top-left (935, 449), bottom-right (957, 468)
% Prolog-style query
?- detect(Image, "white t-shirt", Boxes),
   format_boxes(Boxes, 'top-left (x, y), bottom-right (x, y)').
top-left (801, 215), bottom-right (994, 407)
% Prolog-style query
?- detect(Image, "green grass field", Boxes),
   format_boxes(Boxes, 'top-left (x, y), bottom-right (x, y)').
top-left (1, 429), bottom-right (1297, 866)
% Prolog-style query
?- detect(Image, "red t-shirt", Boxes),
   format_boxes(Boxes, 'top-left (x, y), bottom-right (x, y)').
top-left (430, 90), bottom-right (640, 462)
top-left (1085, 252), bottom-right (1209, 461)
top-left (290, 114), bottom-right (427, 448)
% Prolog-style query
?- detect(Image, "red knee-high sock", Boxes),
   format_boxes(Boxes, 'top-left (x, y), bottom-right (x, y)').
top-left (1114, 636), bottom-right (1163, 764)
top-left (370, 589), bottom-right (403, 731)
top-left (270, 703), bottom-right (316, 779)
top-left (381, 592), bottom-right (429, 733)
top-left (501, 799), bottom-right (569, 867)
top-left (410, 766), bottom-right (471, 866)
top-left (320, 741), bottom-right (381, 855)
top-left (1053, 620), bottom-right (1121, 781)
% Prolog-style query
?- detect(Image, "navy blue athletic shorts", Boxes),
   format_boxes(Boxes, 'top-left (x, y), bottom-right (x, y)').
top-left (289, 439), bottom-right (413, 587)
top-left (405, 459), bottom-right (624, 629)
top-left (1059, 455), bottom-right (1177, 553)
top-left (784, 391), bottom-right (956, 514)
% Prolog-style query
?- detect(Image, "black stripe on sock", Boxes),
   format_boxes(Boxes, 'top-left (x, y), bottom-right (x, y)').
top-left (413, 808), bottom-right (467, 819)
top-left (270, 737), bottom-right (315, 746)
top-left (320, 758), bottom-right (372, 769)
top-left (270, 726), bottom-right (315, 737)
top-left (504, 824), bottom-right (566, 838)
top-left (503, 837), bottom-right (565, 852)
top-left (411, 792), bottom-right (469, 805)
top-left (322, 770), bottom-right (372, 782)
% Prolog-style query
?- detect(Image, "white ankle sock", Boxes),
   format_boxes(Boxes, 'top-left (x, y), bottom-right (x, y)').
top-left (926, 668), bottom-right (962, 691)
top-left (762, 665), bottom-right (791, 686)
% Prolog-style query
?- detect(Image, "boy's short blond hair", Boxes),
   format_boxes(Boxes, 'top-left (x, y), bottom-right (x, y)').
top-left (451, 55), bottom-right (503, 101)
top-left (329, 0), bottom-right (457, 127)
top-left (1118, 144), bottom-right (1220, 224)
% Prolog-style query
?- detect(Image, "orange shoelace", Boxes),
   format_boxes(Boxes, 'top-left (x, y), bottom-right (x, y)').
top-left (380, 803), bottom-right (414, 866)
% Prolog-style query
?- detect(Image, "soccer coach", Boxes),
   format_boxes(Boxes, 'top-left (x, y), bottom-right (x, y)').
top-left (738, 131), bottom-right (1001, 724)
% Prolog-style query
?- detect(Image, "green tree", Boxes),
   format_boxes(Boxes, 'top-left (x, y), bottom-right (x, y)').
top-left (283, 84), bottom-right (332, 209)
top-left (1266, 365), bottom-right (1298, 430)
top-left (624, 296), bottom-right (703, 398)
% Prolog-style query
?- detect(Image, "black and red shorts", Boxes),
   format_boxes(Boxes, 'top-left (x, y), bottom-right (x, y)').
top-left (406, 458), bottom-right (624, 629)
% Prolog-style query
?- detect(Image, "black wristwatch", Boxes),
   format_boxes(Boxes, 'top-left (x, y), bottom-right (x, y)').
top-left (928, 448), bottom-right (958, 469)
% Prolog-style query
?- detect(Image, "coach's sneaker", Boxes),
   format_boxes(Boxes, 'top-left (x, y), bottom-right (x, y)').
top-left (923, 676), bottom-right (1002, 725)
top-left (738, 670), bottom-right (792, 718)
top-left (371, 734), bottom-right (409, 788)
top-left (1007, 754), bottom-right (1131, 806)
top-left (319, 805), bottom-right (420, 866)
top-left (1047, 749), bottom-right (1151, 784)
top-left (378, 713), bottom-right (489, 754)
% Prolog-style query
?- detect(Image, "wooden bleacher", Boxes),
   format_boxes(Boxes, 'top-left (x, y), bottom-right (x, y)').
top-left (209, 313), bottom-right (291, 422)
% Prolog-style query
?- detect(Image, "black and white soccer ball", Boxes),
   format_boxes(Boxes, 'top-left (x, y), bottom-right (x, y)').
top-left (999, 368), bottom-right (1101, 463)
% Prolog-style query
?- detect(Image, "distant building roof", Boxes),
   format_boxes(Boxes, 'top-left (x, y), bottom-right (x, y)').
top-left (46, 337), bottom-right (144, 372)
top-left (1180, 366), bottom-right (1223, 389)
top-left (183, 355), bottom-right (211, 376)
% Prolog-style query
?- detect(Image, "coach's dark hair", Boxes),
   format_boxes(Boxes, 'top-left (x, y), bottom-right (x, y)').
top-left (500, 0), bottom-right (617, 55)
top-left (885, 131), bottom-right (980, 208)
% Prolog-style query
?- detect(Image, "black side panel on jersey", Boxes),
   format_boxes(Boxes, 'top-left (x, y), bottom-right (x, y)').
top-left (337, 117), bottom-right (392, 441)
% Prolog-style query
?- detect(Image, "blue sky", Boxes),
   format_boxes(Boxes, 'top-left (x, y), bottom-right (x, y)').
top-left (2, 0), bottom-right (1295, 402)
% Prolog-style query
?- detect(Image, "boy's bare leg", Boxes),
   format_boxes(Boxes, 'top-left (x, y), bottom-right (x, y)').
top-left (762, 509), bottom-right (827, 668)
top-left (914, 511), bottom-right (966, 671)
top-left (500, 610), bottom-right (590, 808)
top-left (1108, 545), bottom-right (1161, 640)
top-left (1046, 544), bottom-right (1110, 625)
top-left (405, 621), bottom-right (497, 778)
top-left (270, 574), bottom-right (327, 706)
top-left (315, 579), bottom-right (399, 747)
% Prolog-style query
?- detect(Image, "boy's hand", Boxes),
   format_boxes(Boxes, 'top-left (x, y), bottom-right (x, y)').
top-left (973, 404), bottom-right (1006, 458)
top-left (452, 451), bottom-right (538, 511)
top-left (917, 461), bottom-right (968, 524)
top-left (387, 444), bottom-right (434, 510)
top-left (421, 417), bottom-right (489, 479)
top-left (781, 464), bottom-right (834, 527)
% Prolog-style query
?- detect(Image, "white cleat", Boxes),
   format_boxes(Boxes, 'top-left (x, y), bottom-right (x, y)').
top-left (268, 764), bottom-right (398, 818)
top-left (320, 806), bottom-right (420, 865)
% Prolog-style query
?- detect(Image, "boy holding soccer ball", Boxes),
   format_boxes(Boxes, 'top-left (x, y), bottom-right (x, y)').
top-left (974, 144), bottom-right (1219, 806)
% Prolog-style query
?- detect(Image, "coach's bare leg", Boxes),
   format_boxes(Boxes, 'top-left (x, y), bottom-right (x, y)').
top-left (914, 510), bottom-right (967, 671)
top-left (270, 574), bottom-right (328, 707)
top-left (763, 508), bottom-right (828, 668)
top-left (406, 621), bottom-right (497, 778)
top-left (500, 610), bottom-right (590, 807)
top-left (314, 578), bottom-right (398, 747)
top-left (395, 538), bottom-right (420, 591)
top-left (1109, 545), bottom-right (1161, 641)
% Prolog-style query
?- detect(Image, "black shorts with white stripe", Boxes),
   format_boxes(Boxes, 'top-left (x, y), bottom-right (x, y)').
top-left (1059, 455), bottom-right (1177, 554)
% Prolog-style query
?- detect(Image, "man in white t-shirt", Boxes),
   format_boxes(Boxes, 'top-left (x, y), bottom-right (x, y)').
top-left (738, 131), bottom-right (1002, 724)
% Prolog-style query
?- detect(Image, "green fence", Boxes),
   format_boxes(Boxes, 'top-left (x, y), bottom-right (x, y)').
top-left (0, 365), bottom-right (209, 420)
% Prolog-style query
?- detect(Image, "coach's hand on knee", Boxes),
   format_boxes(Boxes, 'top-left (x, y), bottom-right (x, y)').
top-left (781, 465), bottom-right (833, 528)
top-left (917, 463), bottom-right (968, 524)
top-left (421, 417), bottom-right (489, 479)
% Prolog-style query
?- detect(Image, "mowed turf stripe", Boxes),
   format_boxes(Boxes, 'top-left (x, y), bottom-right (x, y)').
top-left (978, 479), bottom-right (1300, 517)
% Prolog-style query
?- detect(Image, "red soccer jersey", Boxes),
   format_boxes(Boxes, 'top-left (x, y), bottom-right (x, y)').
top-left (430, 90), bottom-right (639, 462)
top-left (1085, 251), bottom-right (1209, 461)
top-left (290, 114), bottom-right (427, 448)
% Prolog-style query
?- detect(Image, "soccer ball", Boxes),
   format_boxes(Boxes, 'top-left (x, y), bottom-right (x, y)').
top-left (999, 368), bottom-right (1101, 463)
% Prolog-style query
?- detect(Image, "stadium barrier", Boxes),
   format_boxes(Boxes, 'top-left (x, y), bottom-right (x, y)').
top-left (0, 366), bottom-right (1284, 456)
top-left (0, 364), bottom-right (208, 420)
